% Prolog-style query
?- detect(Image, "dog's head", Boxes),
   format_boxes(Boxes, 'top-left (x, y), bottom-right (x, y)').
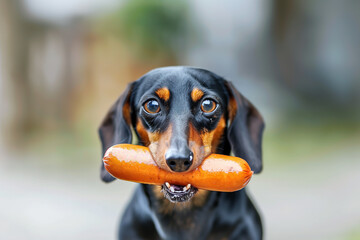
top-left (99, 67), bottom-right (264, 202)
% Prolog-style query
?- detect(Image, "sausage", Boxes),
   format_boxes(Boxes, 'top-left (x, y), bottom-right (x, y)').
top-left (103, 144), bottom-right (253, 192)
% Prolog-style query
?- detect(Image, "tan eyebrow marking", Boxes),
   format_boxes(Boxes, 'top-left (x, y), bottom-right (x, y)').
top-left (191, 88), bottom-right (204, 102)
top-left (155, 88), bottom-right (170, 101)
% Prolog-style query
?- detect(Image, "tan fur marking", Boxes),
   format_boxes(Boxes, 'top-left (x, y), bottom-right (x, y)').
top-left (198, 115), bottom-right (226, 156)
top-left (148, 131), bottom-right (160, 143)
top-left (211, 116), bottom-right (226, 151)
top-left (122, 102), bottom-right (131, 125)
top-left (148, 125), bottom-right (172, 171)
top-left (191, 88), bottom-right (204, 102)
top-left (155, 88), bottom-right (170, 101)
top-left (228, 96), bottom-right (238, 123)
top-left (192, 189), bottom-right (210, 207)
top-left (200, 129), bottom-right (213, 156)
top-left (188, 115), bottom-right (227, 172)
top-left (152, 185), bottom-right (165, 199)
top-left (136, 120), bottom-right (150, 146)
top-left (189, 123), bottom-right (206, 171)
top-left (136, 119), bottom-right (161, 146)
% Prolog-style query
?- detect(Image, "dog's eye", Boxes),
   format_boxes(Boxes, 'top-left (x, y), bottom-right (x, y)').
top-left (144, 99), bottom-right (160, 114)
top-left (201, 99), bottom-right (217, 113)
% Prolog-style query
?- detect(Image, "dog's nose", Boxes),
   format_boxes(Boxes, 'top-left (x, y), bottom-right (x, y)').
top-left (165, 149), bottom-right (193, 172)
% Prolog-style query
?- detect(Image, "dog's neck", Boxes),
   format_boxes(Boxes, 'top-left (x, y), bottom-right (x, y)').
top-left (147, 185), bottom-right (213, 212)
top-left (143, 184), bottom-right (221, 239)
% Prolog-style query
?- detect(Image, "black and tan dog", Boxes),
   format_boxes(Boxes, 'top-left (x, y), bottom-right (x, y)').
top-left (99, 67), bottom-right (264, 240)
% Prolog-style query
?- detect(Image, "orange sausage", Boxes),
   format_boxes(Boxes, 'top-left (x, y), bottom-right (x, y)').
top-left (103, 144), bottom-right (253, 192)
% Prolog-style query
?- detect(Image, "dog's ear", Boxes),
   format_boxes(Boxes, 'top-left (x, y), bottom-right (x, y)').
top-left (98, 83), bottom-right (134, 182)
top-left (225, 81), bottom-right (265, 173)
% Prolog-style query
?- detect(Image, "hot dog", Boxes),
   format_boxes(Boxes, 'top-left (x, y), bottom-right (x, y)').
top-left (103, 144), bottom-right (253, 192)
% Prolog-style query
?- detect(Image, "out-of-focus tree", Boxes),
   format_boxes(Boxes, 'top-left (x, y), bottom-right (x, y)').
top-left (100, 0), bottom-right (192, 64)
top-left (0, 0), bottom-right (33, 144)
top-left (0, 0), bottom-right (90, 146)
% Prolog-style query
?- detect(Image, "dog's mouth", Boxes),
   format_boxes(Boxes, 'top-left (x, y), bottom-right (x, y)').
top-left (161, 182), bottom-right (198, 203)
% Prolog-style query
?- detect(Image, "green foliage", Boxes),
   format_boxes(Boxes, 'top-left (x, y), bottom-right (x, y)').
top-left (105, 0), bottom-right (190, 59)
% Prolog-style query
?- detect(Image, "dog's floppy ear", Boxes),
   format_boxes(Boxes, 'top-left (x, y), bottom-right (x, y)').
top-left (225, 81), bottom-right (265, 173)
top-left (98, 83), bottom-right (134, 182)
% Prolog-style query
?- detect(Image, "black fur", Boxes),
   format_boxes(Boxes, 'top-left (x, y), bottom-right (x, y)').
top-left (99, 66), bottom-right (265, 239)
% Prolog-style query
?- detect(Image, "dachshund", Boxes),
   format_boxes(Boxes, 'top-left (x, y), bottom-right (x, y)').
top-left (99, 66), bottom-right (265, 240)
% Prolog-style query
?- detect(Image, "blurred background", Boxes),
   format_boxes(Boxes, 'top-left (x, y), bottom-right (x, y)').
top-left (0, 0), bottom-right (359, 239)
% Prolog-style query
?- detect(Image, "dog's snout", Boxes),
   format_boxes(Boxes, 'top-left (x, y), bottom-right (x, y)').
top-left (165, 149), bottom-right (193, 172)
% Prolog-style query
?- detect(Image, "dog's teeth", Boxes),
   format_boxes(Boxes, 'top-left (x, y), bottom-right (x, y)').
top-left (170, 186), bottom-right (175, 192)
top-left (184, 184), bottom-right (191, 191)
top-left (165, 182), bottom-right (171, 188)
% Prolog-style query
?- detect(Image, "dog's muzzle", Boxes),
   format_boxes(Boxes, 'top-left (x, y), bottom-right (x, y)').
top-left (161, 182), bottom-right (198, 202)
